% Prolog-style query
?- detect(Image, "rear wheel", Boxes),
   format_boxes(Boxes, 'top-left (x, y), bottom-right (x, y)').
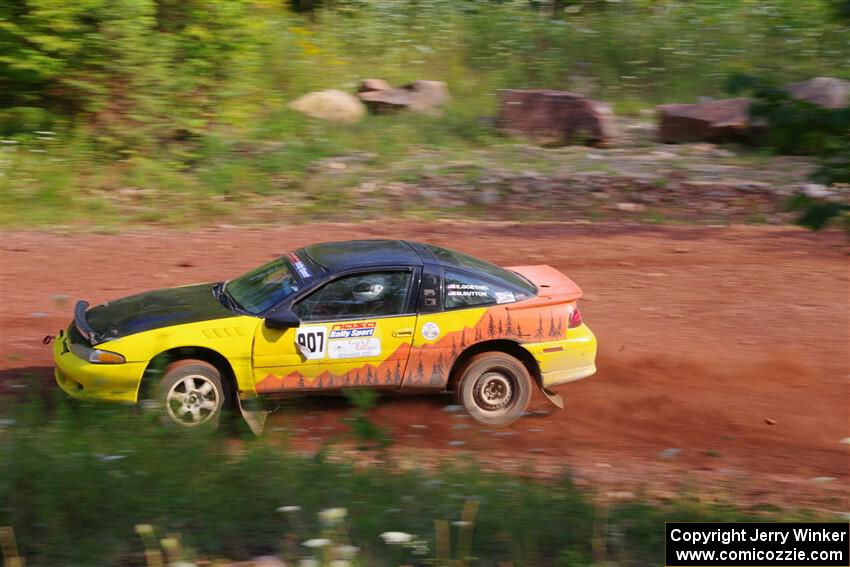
top-left (455, 352), bottom-right (532, 427)
top-left (157, 360), bottom-right (228, 430)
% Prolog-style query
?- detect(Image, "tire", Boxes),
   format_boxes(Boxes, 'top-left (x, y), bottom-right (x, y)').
top-left (157, 360), bottom-right (228, 430)
top-left (455, 352), bottom-right (533, 427)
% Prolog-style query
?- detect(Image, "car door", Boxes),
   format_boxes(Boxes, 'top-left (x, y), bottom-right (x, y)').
top-left (252, 268), bottom-right (418, 393)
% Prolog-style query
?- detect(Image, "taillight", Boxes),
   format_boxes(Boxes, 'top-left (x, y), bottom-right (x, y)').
top-left (568, 306), bottom-right (583, 328)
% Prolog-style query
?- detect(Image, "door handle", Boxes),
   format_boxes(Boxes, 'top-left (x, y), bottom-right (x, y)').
top-left (392, 328), bottom-right (414, 338)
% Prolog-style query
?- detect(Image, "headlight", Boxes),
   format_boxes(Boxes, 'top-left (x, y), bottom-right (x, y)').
top-left (89, 349), bottom-right (125, 364)
top-left (70, 342), bottom-right (125, 364)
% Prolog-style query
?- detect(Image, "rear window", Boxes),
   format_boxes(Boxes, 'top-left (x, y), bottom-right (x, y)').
top-left (424, 245), bottom-right (537, 296)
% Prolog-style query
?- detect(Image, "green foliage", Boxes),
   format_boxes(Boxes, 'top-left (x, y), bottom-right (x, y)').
top-left (786, 193), bottom-right (850, 231)
top-left (728, 74), bottom-right (850, 157)
top-left (343, 388), bottom-right (392, 450)
top-left (0, 397), bottom-right (817, 565)
top-left (728, 74), bottom-right (850, 231)
top-left (1, 0), bottom-right (849, 227)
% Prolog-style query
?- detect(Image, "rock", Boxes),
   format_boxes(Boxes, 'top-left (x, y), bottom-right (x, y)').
top-left (659, 447), bottom-right (682, 460)
top-left (443, 404), bottom-right (462, 413)
top-left (839, 437), bottom-right (850, 445)
top-left (251, 557), bottom-right (287, 567)
top-left (784, 77), bottom-right (850, 109)
top-left (475, 187), bottom-right (500, 205)
top-left (657, 98), bottom-right (752, 143)
top-left (497, 90), bottom-right (617, 147)
top-left (358, 80), bottom-right (450, 114)
top-left (800, 183), bottom-right (836, 199)
top-left (447, 440), bottom-right (466, 447)
top-left (358, 78), bottom-right (392, 93)
top-left (288, 90), bottom-right (366, 124)
top-left (615, 202), bottom-right (646, 213)
top-left (764, 417), bottom-right (777, 425)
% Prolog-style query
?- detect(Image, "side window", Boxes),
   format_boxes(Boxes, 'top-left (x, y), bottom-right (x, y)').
top-left (417, 267), bottom-right (441, 313)
top-left (445, 270), bottom-right (504, 309)
top-left (293, 271), bottom-right (412, 321)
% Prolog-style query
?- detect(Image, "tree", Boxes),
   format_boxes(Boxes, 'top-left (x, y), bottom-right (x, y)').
top-left (429, 353), bottom-right (444, 386)
top-left (487, 314), bottom-right (496, 338)
top-left (415, 358), bottom-right (425, 384)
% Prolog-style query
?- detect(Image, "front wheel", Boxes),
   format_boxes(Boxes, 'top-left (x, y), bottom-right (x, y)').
top-left (455, 352), bottom-right (533, 427)
top-left (157, 360), bottom-right (228, 430)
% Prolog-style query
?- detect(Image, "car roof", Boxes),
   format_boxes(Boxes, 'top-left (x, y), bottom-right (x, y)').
top-left (300, 240), bottom-right (530, 282)
top-left (301, 240), bottom-right (422, 271)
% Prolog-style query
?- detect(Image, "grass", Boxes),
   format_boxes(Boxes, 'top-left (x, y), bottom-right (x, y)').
top-left (0, 395), bottom-right (830, 566)
top-left (1, 1), bottom-right (847, 229)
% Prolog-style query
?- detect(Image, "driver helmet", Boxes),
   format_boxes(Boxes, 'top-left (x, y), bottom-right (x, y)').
top-left (352, 280), bottom-right (386, 302)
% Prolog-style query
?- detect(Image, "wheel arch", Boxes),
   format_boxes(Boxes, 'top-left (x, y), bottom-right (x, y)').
top-left (140, 346), bottom-right (237, 404)
top-left (447, 339), bottom-right (541, 392)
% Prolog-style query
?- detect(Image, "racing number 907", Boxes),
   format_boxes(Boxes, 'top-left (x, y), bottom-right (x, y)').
top-left (297, 327), bottom-right (327, 359)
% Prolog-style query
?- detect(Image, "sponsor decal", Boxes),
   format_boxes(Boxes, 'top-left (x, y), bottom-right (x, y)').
top-left (421, 321), bottom-right (440, 341)
top-left (494, 291), bottom-right (515, 304)
top-left (296, 326), bottom-right (327, 359)
top-left (446, 283), bottom-right (490, 298)
top-left (288, 252), bottom-right (312, 279)
top-left (329, 321), bottom-right (376, 339)
top-left (329, 338), bottom-right (381, 359)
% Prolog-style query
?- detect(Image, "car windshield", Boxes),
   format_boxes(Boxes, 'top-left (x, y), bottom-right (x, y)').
top-left (226, 257), bottom-right (303, 314)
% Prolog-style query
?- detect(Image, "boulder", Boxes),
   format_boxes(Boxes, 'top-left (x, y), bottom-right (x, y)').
top-left (657, 98), bottom-right (752, 143)
top-left (783, 77), bottom-right (850, 109)
top-left (496, 90), bottom-right (616, 147)
top-left (358, 78), bottom-right (392, 93)
top-left (288, 90), bottom-right (366, 124)
top-left (358, 80), bottom-right (450, 114)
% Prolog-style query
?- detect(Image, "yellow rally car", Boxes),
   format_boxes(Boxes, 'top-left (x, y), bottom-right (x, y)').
top-left (53, 240), bottom-right (597, 430)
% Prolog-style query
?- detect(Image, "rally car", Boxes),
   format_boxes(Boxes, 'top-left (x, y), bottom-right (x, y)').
top-left (52, 240), bottom-right (597, 430)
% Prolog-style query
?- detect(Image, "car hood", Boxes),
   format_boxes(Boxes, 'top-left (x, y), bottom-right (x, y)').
top-left (85, 283), bottom-right (235, 342)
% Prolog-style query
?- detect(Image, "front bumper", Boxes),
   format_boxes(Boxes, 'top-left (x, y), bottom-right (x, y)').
top-left (526, 323), bottom-right (598, 387)
top-left (53, 333), bottom-right (145, 403)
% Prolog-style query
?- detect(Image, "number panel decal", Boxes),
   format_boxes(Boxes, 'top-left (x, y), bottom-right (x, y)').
top-left (295, 326), bottom-right (327, 360)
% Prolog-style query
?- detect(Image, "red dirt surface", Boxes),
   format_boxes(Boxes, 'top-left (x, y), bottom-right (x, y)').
top-left (1, 222), bottom-right (848, 509)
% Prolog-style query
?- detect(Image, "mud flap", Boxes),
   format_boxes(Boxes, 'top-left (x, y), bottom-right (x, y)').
top-left (540, 386), bottom-right (565, 410)
top-left (236, 396), bottom-right (268, 436)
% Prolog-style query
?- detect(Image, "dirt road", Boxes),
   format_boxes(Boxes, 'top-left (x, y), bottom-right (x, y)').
top-left (1, 222), bottom-right (848, 509)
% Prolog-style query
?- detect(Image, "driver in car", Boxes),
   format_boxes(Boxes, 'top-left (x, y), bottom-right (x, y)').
top-left (349, 278), bottom-right (391, 317)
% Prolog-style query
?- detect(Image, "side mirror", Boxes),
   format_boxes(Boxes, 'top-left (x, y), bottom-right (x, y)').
top-left (264, 310), bottom-right (301, 330)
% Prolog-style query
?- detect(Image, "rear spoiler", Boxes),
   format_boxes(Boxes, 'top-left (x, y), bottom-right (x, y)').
top-left (505, 265), bottom-right (582, 310)
top-left (74, 300), bottom-right (101, 344)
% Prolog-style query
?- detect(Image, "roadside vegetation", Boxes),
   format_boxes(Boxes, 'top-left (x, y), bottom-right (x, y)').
top-left (2, 0), bottom-right (848, 227)
top-left (0, 395), bottom-right (826, 566)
